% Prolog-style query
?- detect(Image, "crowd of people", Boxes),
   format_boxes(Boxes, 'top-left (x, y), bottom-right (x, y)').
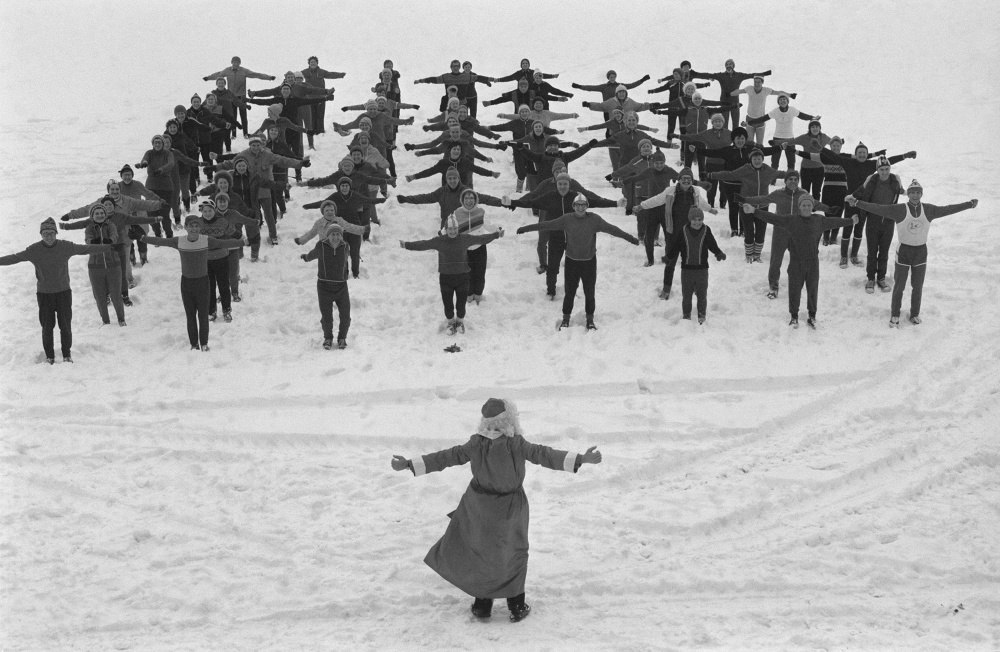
top-left (0, 55), bottom-right (979, 361)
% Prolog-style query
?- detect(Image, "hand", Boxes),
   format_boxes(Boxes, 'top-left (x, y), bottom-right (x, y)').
top-left (845, 196), bottom-right (858, 207)
top-left (617, 198), bottom-right (627, 208)
top-left (716, 252), bottom-right (727, 261)
top-left (380, 187), bottom-right (387, 198)
top-left (582, 101), bottom-right (590, 108)
top-left (501, 194), bottom-right (510, 206)
top-left (398, 240), bottom-right (406, 248)
top-left (851, 214), bottom-right (859, 225)
top-left (572, 113), bottom-right (579, 119)
top-left (405, 175), bottom-right (414, 183)
top-left (571, 83), bottom-right (580, 89)
top-left (202, 77), bottom-right (209, 81)
top-left (708, 208), bottom-right (718, 215)
top-left (492, 172), bottom-right (501, 178)
top-left (299, 254), bottom-right (307, 261)
top-left (577, 127), bottom-right (586, 133)
top-left (789, 93), bottom-right (797, 99)
top-left (60, 214), bottom-right (70, 222)
top-left (580, 446), bottom-right (602, 465)
top-left (268, 76), bottom-right (276, 81)
top-left (970, 199), bottom-right (978, 208)
top-left (813, 114), bottom-right (821, 121)
top-left (688, 145), bottom-right (696, 152)
top-left (294, 237), bottom-right (302, 245)
top-left (496, 226), bottom-right (505, 238)
top-left (516, 226), bottom-right (528, 234)
top-left (742, 203), bottom-right (755, 214)
top-left (210, 152), bottom-right (218, 159)
top-left (302, 158), bottom-right (311, 168)
top-left (485, 157), bottom-right (493, 163)
top-left (907, 151), bottom-right (917, 159)
top-left (649, 127), bottom-right (659, 133)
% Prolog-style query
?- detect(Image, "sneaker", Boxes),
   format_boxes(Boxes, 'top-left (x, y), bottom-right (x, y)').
top-left (752, 255), bottom-right (762, 263)
top-left (766, 289), bottom-right (778, 300)
top-left (865, 280), bottom-right (875, 294)
top-left (789, 317), bottom-right (799, 328)
top-left (850, 256), bottom-right (862, 267)
top-left (559, 315), bottom-right (570, 330)
top-left (659, 288), bottom-right (670, 300)
top-left (447, 320), bottom-right (459, 335)
top-left (63, 355), bottom-right (73, 363)
top-left (697, 315), bottom-right (705, 324)
top-left (201, 345), bottom-right (210, 352)
top-left (46, 357), bottom-right (55, 365)
top-left (118, 320), bottom-right (127, 327)
top-left (586, 319), bottom-right (597, 331)
top-left (323, 339), bottom-right (333, 350)
top-left (682, 314), bottom-right (691, 320)
top-left (250, 255), bottom-right (259, 263)
top-left (547, 290), bottom-right (556, 301)
top-left (223, 311), bottom-right (233, 323)
top-left (643, 261), bottom-right (654, 267)
top-left (509, 603), bottom-right (531, 623)
top-left (535, 265), bottom-right (546, 275)
top-left (877, 278), bottom-right (890, 292)
top-left (269, 237), bottom-right (279, 246)
top-left (908, 314), bottom-right (921, 325)
top-left (745, 255), bottom-right (753, 264)
top-left (232, 293), bottom-right (242, 302)
top-left (139, 256), bottom-right (148, 266)
top-left (337, 339), bottom-right (347, 349)
top-left (122, 296), bottom-right (133, 307)
top-left (209, 312), bottom-right (218, 321)
top-left (128, 280), bottom-right (137, 289)
top-left (806, 317), bottom-right (816, 329)
top-left (455, 320), bottom-right (465, 334)
top-left (889, 316), bottom-right (900, 328)
top-left (821, 235), bottom-right (830, 246)
top-left (839, 257), bottom-right (849, 269)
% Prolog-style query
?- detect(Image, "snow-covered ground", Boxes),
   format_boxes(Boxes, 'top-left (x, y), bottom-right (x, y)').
top-left (2, 1), bottom-right (999, 649)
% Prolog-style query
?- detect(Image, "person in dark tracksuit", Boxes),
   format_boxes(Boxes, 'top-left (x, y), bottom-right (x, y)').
top-left (400, 217), bottom-right (504, 335)
top-left (516, 194), bottom-right (639, 330)
top-left (744, 195), bottom-right (856, 328)
top-left (850, 157), bottom-right (906, 294)
top-left (0, 218), bottom-right (111, 363)
top-left (301, 223), bottom-right (353, 350)
top-left (664, 207), bottom-right (727, 323)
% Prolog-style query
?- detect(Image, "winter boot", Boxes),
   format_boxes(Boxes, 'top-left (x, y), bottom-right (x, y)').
top-left (507, 594), bottom-right (531, 623)
top-left (471, 598), bottom-right (493, 619)
top-left (877, 278), bottom-right (890, 292)
top-left (865, 279), bottom-right (876, 294)
top-left (839, 256), bottom-right (849, 269)
top-left (585, 315), bottom-right (597, 331)
top-left (889, 316), bottom-right (900, 328)
top-left (559, 314), bottom-right (571, 330)
top-left (323, 339), bottom-right (333, 350)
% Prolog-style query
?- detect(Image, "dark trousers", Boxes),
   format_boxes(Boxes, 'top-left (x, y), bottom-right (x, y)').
top-left (663, 253), bottom-right (680, 293)
top-left (343, 231), bottom-right (362, 278)
top-left (318, 280), bottom-right (351, 339)
top-left (822, 187), bottom-right (847, 241)
top-left (260, 192), bottom-right (277, 240)
top-left (642, 206), bottom-right (667, 265)
top-left (800, 167), bottom-right (824, 200)
top-left (891, 244), bottom-right (928, 318)
top-left (439, 272), bottom-right (470, 319)
top-left (237, 101), bottom-right (249, 136)
top-left (723, 183), bottom-right (741, 233)
top-left (770, 139), bottom-right (795, 170)
top-left (468, 245), bottom-right (488, 296)
top-left (787, 265), bottom-right (819, 318)
top-left (563, 256), bottom-right (597, 316)
top-left (196, 143), bottom-right (212, 182)
top-left (513, 149), bottom-right (532, 181)
top-left (840, 205), bottom-right (865, 258)
top-left (767, 228), bottom-right (790, 291)
top-left (681, 268), bottom-right (708, 318)
top-left (545, 233), bottom-right (567, 295)
top-left (181, 275), bottom-right (210, 347)
top-left (310, 103), bottom-right (327, 135)
top-left (228, 249), bottom-right (242, 296)
top-left (865, 215), bottom-right (895, 281)
top-left (116, 244), bottom-right (130, 298)
top-left (89, 267), bottom-right (124, 323)
top-left (207, 257), bottom-right (231, 314)
top-left (37, 290), bottom-right (72, 359)
top-left (149, 188), bottom-right (174, 238)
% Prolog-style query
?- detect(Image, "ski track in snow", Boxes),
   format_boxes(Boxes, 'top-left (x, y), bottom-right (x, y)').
top-left (2, 1), bottom-right (1000, 650)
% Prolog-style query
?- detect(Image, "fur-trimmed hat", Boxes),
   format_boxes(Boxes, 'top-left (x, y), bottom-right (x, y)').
top-left (477, 398), bottom-right (523, 439)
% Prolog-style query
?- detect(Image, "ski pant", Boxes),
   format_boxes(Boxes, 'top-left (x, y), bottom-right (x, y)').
top-left (228, 249), bottom-right (242, 296)
top-left (207, 256), bottom-right (231, 315)
top-left (149, 187), bottom-right (174, 238)
top-left (743, 208), bottom-right (767, 257)
top-left (318, 279), bottom-right (350, 340)
top-left (800, 166), bottom-right (824, 200)
top-left (38, 289), bottom-right (72, 359)
top-left (840, 205), bottom-right (865, 259)
top-left (865, 215), bottom-right (894, 281)
top-left (237, 100), bottom-right (249, 136)
top-left (513, 149), bottom-right (533, 181)
top-left (89, 266), bottom-right (124, 324)
top-left (259, 191), bottom-right (278, 241)
top-left (181, 275), bottom-right (210, 347)
top-left (822, 186), bottom-right (847, 243)
top-left (343, 231), bottom-right (362, 278)
top-left (439, 272), bottom-right (470, 320)
top-left (787, 264), bottom-right (819, 318)
top-left (468, 245), bottom-right (488, 296)
top-left (385, 146), bottom-right (396, 178)
top-left (643, 206), bottom-right (667, 265)
top-left (722, 182), bottom-right (742, 234)
top-left (681, 268), bottom-right (708, 319)
top-left (608, 146), bottom-right (622, 172)
top-left (130, 225), bottom-right (148, 263)
top-left (208, 132), bottom-right (225, 177)
top-left (310, 103), bottom-right (327, 135)
top-left (545, 232), bottom-right (567, 295)
top-left (196, 143), bottom-right (213, 182)
top-left (724, 104), bottom-right (741, 130)
top-left (891, 244), bottom-right (928, 319)
top-left (704, 160), bottom-right (725, 206)
top-left (116, 244), bottom-right (131, 297)
top-left (769, 139), bottom-right (795, 170)
top-left (768, 227), bottom-right (790, 291)
top-left (663, 252), bottom-right (680, 294)
top-left (683, 144), bottom-right (705, 174)
top-left (563, 256), bottom-right (597, 317)
top-left (535, 211), bottom-right (549, 268)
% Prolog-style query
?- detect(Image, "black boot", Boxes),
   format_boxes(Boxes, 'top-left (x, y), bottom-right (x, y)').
top-left (507, 593), bottom-right (531, 622)
top-left (471, 598), bottom-right (493, 619)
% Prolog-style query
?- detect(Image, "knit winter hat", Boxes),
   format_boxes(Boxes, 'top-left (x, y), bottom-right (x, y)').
top-left (692, 92), bottom-right (703, 102)
top-left (517, 104), bottom-right (531, 114)
top-left (544, 135), bottom-right (561, 147)
top-left (445, 214), bottom-right (459, 230)
top-left (551, 159), bottom-right (567, 173)
top-left (375, 96), bottom-right (388, 105)
top-left (293, 72), bottom-right (305, 81)
top-left (683, 82), bottom-right (696, 94)
top-left (280, 83), bottom-right (293, 92)
top-left (554, 172), bottom-right (573, 183)
top-left (638, 138), bottom-right (653, 150)
top-left (907, 179), bottom-right (923, 193)
top-left (750, 148), bottom-right (764, 159)
top-left (477, 398), bottom-right (522, 439)
top-left (710, 113), bottom-right (724, 124)
top-left (339, 157), bottom-right (355, 171)
top-left (808, 119), bottom-right (821, 130)
top-left (725, 58), bottom-right (735, 67)
top-left (191, 93), bottom-right (201, 102)
top-left (232, 155), bottom-right (249, 168)
top-left (460, 189), bottom-right (478, 205)
top-left (338, 176), bottom-right (353, 188)
top-left (731, 127), bottom-right (748, 141)
top-left (615, 84), bottom-right (627, 94)
top-left (173, 104), bottom-right (186, 115)
top-left (877, 156), bottom-right (891, 169)
top-left (39, 217), bottom-right (57, 233)
top-left (359, 116), bottom-right (373, 127)
top-left (688, 207), bottom-right (705, 220)
top-left (89, 204), bottom-right (108, 220)
top-left (364, 100), bottom-right (377, 110)
top-left (119, 164), bottom-right (134, 176)
top-left (651, 149), bottom-right (666, 162)
top-left (248, 135), bottom-right (263, 145)
top-left (151, 134), bottom-right (165, 146)
top-left (753, 75), bottom-right (764, 81)
top-left (611, 108), bottom-right (624, 119)
top-left (797, 194), bottom-right (816, 207)
top-left (445, 166), bottom-right (461, 179)
top-left (855, 141), bottom-right (869, 153)
top-left (678, 167), bottom-right (694, 180)
top-left (326, 223), bottom-right (344, 234)
top-left (198, 199), bottom-right (216, 210)
top-left (830, 136), bottom-right (843, 144)
top-left (214, 192), bottom-right (230, 204)
top-left (573, 193), bottom-right (589, 205)
top-left (320, 199), bottom-right (337, 212)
